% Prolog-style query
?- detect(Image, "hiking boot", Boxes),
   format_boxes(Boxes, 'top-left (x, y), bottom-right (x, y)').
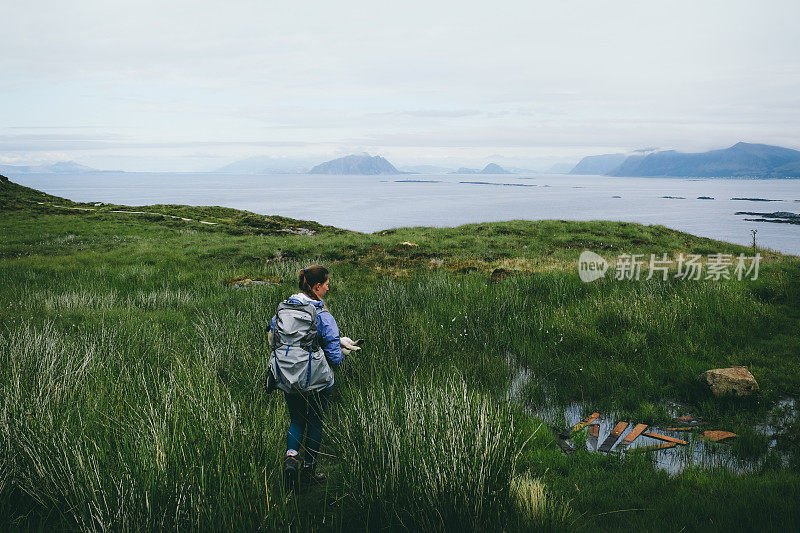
top-left (283, 454), bottom-right (299, 491)
top-left (300, 462), bottom-right (327, 485)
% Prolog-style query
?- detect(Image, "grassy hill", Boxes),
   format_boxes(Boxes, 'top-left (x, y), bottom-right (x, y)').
top-left (1, 176), bottom-right (799, 531)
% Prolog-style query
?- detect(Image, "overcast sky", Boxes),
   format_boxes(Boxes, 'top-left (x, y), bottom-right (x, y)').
top-left (2, 0), bottom-right (799, 171)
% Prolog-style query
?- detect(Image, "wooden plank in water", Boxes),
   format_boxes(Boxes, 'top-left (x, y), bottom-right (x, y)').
top-left (622, 424), bottom-right (649, 444)
top-left (700, 430), bottom-right (737, 442)
top-left (598, 421), bottom-right (629, 452)
top-left (625, 442), bottom-right (676, 453)
top-left (643, 432), bottom-right (687, 445)
top-left (573, 412), bottom-right (600, 432)
top-left (560, 412), bottom-right (600, 439)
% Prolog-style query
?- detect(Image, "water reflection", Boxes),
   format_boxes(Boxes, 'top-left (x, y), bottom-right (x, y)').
top-left (509, 366), bottom-right (797, 475)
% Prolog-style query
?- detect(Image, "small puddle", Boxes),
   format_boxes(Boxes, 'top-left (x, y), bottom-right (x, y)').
top-left (508, 363), bottom-right (797, 475)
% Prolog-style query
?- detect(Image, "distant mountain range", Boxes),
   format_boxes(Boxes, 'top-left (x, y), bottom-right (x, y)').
top-left (450, 163), bottom-right (511, 174)
top-left (217, 155), bottom-right (524, 175)
top-left (569, 154), bottom-right (628, 175)
top-left (570, 143), bottom-right (800, 178)
top-left (213, 155), bottom-right (581, 176)
top-left (9, 144), bottom-right (796, 179)
top-left (308, 154), bottom-right (401, 175)
top-left (0, 161), bottom-right (101, 175)
top-left (214, 156), bottom-right (309, 174)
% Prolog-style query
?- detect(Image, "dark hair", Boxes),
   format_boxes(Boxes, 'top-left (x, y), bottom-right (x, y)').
top-left (299, 265), bottom-right (329, 299)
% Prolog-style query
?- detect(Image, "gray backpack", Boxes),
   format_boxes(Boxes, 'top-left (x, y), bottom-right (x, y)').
top-left (268, 299), bottom-right (334, 393)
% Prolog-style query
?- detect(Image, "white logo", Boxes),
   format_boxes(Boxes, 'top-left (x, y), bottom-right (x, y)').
top-left (578, 251), bottom-right (608, 282)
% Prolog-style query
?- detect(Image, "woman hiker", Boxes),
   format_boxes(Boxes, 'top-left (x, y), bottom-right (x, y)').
top-left (267, 265), bottom-right (361, 490)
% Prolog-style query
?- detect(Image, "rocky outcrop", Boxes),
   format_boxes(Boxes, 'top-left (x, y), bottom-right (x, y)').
top-left (698, 366), bottom-right (759, 397)
top-left (223, 276), bottom-right (279, 289)
top-left (278, 227), bottom-right (317, 236)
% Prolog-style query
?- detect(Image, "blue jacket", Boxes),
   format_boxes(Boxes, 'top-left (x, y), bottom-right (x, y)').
top-left (269, 292), bottom-right (344, 367)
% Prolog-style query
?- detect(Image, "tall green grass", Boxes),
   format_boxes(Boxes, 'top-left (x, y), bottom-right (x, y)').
top-left (2, 262), bottom-right (797, 529)
top-left (0, 319), bottom-right (299, 530)
top-left (333, 376), bottom-right (519, 530)
top-left (331, 375), bottom-right (571, 531)
top-left (0, 298), bottom-right (569, 530)
top-left (1, 187), bottom-right (799, 530)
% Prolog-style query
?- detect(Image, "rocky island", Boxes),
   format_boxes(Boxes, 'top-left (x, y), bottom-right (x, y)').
top-left (308, 154), bottom-right (401, 175)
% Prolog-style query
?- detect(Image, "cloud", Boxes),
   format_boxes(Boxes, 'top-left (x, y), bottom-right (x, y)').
top-left (383, 109), bottom-right (483, 119)
top-left (0, 133), bottom-right (317, 152)
top-left (2, 1), bottom-right (799, 170)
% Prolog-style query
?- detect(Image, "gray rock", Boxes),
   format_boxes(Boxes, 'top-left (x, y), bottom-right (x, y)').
top-left (225, 277), bottom-right (276, 289)
top-left (278, 227), bottom-right (317, 236)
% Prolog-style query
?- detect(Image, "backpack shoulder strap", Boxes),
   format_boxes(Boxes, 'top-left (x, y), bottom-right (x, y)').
top-left (305, 303), bottom-right (320, 351)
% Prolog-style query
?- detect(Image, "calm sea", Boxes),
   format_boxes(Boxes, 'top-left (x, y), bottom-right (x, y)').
top-left (10, 172), bottom-right (800, 256)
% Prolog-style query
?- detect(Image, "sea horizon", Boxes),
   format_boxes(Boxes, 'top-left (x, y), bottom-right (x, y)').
top-left (9, 171), bottom-right (800, 256)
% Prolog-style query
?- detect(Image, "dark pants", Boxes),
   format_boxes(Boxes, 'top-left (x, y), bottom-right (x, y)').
top-left (284, 387), bottom-right (331, 465)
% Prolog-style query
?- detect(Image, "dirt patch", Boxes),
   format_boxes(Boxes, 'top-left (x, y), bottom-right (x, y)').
top-left (490, 268), bottom-right (512, 282)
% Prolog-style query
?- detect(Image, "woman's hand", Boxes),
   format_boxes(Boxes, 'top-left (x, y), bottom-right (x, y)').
top-left (340, 336), bottom-right (362, 355)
